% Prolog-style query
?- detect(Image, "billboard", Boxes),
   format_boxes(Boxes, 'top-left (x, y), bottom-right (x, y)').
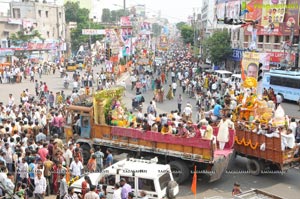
top-left (260, 0), bottom-right (287, 35)
top-left (242, 52), bottom-right (271, 80)
top-left (281, 0), bottom-right (299, 35)
top-left (242, 52), bottom-right (260, 80)
top-left (120, 16), bottom-right (132, 27)
top-left (226, 0), bottom-right (241, 19)
top-left (216, 0), bottom-right (226, 19)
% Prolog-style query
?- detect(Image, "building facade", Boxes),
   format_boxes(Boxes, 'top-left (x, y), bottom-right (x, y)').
top-left (10, 0), bottom-right (66, 40)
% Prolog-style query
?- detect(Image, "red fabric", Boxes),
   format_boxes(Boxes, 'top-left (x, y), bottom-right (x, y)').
top-left (213, 127), bottom-right (235, 149)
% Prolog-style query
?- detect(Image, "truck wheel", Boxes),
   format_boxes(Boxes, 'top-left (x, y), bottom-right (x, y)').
top-left (169, 161), bottom-right (190, 184)
top-left (246, 159), bottom-right (262, 176)
top-left (81, 144), bottom-right (91, 164)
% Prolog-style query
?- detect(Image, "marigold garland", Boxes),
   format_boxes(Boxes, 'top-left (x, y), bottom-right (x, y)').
top-left (235, 136), bottom-right (258, 150)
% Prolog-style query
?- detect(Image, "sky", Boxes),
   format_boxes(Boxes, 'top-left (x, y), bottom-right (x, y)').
top-left (102, 0), bottom-right (203, 23)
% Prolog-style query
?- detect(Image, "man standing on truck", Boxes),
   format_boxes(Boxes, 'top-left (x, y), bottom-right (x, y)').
top-left (120, 178), bottom-right (132, 199)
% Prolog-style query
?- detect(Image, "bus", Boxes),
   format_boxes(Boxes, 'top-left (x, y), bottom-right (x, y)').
top-left (262, 69), bottom-right (300, 102)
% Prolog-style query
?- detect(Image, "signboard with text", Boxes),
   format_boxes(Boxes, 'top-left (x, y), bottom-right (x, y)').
top-left (82, 29), bottom-right (105, 35)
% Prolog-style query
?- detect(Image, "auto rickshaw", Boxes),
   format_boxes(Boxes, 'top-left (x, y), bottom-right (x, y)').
top-left (66, 61), bottom-right (77, 72)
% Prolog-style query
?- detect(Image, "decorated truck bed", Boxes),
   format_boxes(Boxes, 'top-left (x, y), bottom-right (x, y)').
top-left (234, 125), bottom-right (300, 175)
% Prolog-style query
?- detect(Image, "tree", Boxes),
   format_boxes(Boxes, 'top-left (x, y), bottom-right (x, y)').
top-left (152, 23), bottom-right (162, 37)
top-left (180, 25), bottom-right (194, 45)
top-left (176, 21), bottom-right (186, 30)
top-left (102, 8), bottom-right (111, 22)
top-left (10, 30), bottom-right (43, 46)
top-left (202, 30), bottom-right (232, 65)
top-left (65, 2), bottom-right (104, 53)
top-left (65, 1), bottom-right (80, 23)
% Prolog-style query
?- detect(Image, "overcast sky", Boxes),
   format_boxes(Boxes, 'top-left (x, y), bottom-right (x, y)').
top-left (103, 0), bottom-right (202, 23)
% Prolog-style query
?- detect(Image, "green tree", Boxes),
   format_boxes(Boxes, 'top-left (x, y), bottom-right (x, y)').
top-left (176, 21), bottom-right (186, 30)
top-left (180, 25), bottom-right (194, 45)
top-left (152, 23), bottom-right (162, 37)
top-left (10, 30), bottom-right (43, 46)
top-left (65, 1), bottom-right (80, 23)
top-left (202, 30), bottom-right (232, 65)
top-left (102, 8), bottom-right (111, 22)
top-left (65, 2), bottom-right (104, 53)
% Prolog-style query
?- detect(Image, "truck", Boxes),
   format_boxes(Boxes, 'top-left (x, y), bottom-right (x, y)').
top-left (64, 87), bottom-right (235, 184)
top-left (71, 158), bottom-right (179, 199)
top-left (234, 124), bottom-right (300, 175)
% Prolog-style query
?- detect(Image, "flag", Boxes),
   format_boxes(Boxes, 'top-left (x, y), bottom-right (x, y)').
top-left (191, 166), bottom-right (197, 195)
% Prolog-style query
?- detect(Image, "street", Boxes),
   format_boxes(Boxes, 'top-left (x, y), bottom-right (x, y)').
top-left (0, 66), bottom-right (300, 199)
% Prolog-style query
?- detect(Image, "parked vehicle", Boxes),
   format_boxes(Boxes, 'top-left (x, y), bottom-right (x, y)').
top-left (214, 70), bottom-right (233, 83)
top-left (71, 158), bottom-right (179, 199)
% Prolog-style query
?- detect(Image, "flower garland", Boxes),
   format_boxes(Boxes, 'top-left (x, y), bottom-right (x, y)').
top-left (235, 136), bottom-right (258, 150)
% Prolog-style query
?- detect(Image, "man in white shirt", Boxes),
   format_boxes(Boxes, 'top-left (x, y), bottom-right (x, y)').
top-left (4, 173), bottom-right (15, 195)
top-left (282, 129), bottom-right (296, 149)
top-left (171, 81), bottom-right (177, 96)
top-left (84, 185), bottom-right (99, 199)
top-left (183, 103), bottom-right (193, 122)
top-left (70, 156), bottom-right (83, 177)
top-left (34, 170), bottom-right (47, 199)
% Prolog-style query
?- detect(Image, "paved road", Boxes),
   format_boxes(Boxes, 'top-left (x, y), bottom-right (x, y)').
top-left (0, 66), bottom-right (300, 199)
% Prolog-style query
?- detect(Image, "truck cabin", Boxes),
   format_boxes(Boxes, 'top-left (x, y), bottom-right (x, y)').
top-left (65, 105), bottom-right (93, 140)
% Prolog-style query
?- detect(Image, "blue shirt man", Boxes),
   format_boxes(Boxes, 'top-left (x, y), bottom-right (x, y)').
top-left (213, 102), bottom-right (222, 118)
top-left (105, 149), bottom-right (113, 168)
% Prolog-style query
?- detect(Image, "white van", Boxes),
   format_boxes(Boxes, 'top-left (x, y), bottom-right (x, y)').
top-left (214, 70), bottom-right (232, 83)
top-left (230, 74), bottom-right (242, 86)
top-left (71, 158), bottom-right (179, 199)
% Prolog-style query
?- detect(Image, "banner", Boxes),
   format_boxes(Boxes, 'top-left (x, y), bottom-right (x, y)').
top-left (281, 0), bottom-right (299, 35)
top-left (267, 51), bottom-right (295, 64)
top-left (120, 16), bottom-right (131, 27)
top-left (260, 0), bottom-right (287, 35)
top-left (245, 0), bottom-right (263, 21)
top-left (121, 28), bottom-right (133, 42)
top-left (82, 29), bottom-right (105, 35)
top-left (242, 52), bottom-right (260, 80)
top-left (140, 22), bottom-right (151, 31)
top-left (259, 53), bottom-right (270, 71)
top-left (226, 0), bottom-right (241, 19)
top-left (22, 19), bottom-right (37, 35)
top-left (216, 0), bottom-right (226, 19)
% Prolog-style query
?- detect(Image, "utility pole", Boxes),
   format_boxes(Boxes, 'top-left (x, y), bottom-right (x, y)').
top-left (124, 0), bottom-right (126, 13)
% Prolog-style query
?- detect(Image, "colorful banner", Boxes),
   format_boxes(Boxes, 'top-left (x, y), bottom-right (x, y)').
top-left (216, 0), bottom-right (226, 19)
top-left (259, 53), bottom-right (270, 71)
top-left (267, 51), bottom-right (295, 64)
top-left (281, 0), bottom-right (299, 35)
top-left (0, 48), bottom-right (14, 56)
top-left (120, 16), bottom-right (132, 27)
top-left (231, 49), bottom-right (244, 61)
top-left (260, 0), bottom-right (287, 35)
top-left (226, 0), bottom-right (241, 19)
top-left (242, 52), bottom-right (260, 80)
top-left (121, 28), bottom-right (133, 42)
top-left (140, 22), bottom-right (151, 31)
top-left (245, 0), bottom-right (263, 21)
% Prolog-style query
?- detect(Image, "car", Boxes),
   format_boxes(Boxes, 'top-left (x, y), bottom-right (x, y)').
top-left (70, 158), bottom-right (179, 199)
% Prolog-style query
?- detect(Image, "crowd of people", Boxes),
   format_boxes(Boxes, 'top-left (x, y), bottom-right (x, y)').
top-left (0, 43), bottom-right (300, 199)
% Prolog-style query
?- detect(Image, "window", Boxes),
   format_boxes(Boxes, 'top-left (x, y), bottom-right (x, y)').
top-left (81, 116), bottom-right (90, 128)
top-left (237, 32), bottom-right (240, 40)
top-left (45, 11), bottom-right (48, 17)
top-left (244, 35), bottom-right (249, 42)
top-left (258, 35), bottom-right (263, 42)
top-left (265, 35), bottom-right (270, 43)
top-left (13, 8), bottom-right (20, 18)
top-left (159, 172), bottom-right (171, 190)
top-left (47, 31), bottom-right (50, 38)
top-left (138, 178), bottom-right (155, 192)
top-left (275, 36), bottom-right (280, 43)
top-left (270, 76), bottom-right (300, 89)
top-left (101, 175), bottom-right (115, 186)
top-left (38, 10), bottom-right (41, 17)
top-left (120, 176), bottom-right (135, 189)
top-left (59, 12), bottom-right (62, 18)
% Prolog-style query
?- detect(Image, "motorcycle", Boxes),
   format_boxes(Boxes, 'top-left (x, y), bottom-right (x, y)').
top-left (64, 80), bottom-right (69, 89)
top-left (132, 93), bottom-right (144, 111)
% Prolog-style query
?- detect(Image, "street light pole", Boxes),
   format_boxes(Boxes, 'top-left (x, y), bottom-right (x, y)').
top-left (124, 0), bottom-right (126, 13)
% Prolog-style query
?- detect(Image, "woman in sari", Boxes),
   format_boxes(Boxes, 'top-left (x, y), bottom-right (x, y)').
top-left (166, 85), bottom-right (174, 100)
